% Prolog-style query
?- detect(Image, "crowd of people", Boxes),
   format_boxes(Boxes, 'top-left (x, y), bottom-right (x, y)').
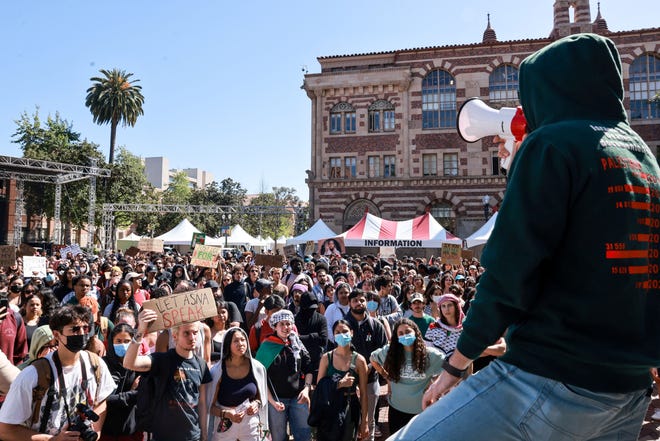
top-left (0, 246), bottom-right (490, 441)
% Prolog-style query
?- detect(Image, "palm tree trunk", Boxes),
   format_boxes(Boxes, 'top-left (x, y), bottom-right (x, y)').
top-left (109, 118), bottom-right (118, 164)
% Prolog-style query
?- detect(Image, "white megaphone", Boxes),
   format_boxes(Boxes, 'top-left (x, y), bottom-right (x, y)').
top-left (456, 98), bottom-right (527, 171)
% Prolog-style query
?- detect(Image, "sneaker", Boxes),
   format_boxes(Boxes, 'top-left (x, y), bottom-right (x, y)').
top-left (652, 409), bottom-right (660, 421)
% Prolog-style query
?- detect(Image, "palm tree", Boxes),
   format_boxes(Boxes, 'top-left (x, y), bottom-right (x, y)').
top-left (85, 68), bottom-right (144, 164)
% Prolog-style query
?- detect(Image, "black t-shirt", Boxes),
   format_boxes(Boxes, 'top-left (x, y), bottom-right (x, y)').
top-left (150, 350), bottom-right (212, 441)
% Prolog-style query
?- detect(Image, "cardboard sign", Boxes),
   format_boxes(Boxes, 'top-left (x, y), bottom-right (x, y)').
top-left (138, 238), bottom-right (164, 253)
top-left (190, 244), bottom-right (222, 268)
top-left (18, 243), bottom-right (36, 257)
top-left (142, 288), bottom-right (217, 331)
top-left (23, 256), bottom-right (47, 278)
top-left (304, 240), bottom-right (315, 255)
top-left (283, 245), bottom-right (297, 258)
top-left (379, 246), bottom-right (396, 260)
top-left (461, 249), bottom-right (474, 261)
top-left (255, 254), bottom-right (284, 268)
top-left (317, 237), bottom-right (345, 256)
top-left (441, 243), bottom-right (462, 267)
top-left (124, 246), bottom-right (140, 257)
top-left (191, 232), bottom-right (206, 248)
top-left (0, 245), bottom-right (16, 267)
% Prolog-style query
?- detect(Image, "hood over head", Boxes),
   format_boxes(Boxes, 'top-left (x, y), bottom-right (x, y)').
top-left (519, 33), bottom-right (626, 133)
top-left (26, 325), bottom-right (54, 364)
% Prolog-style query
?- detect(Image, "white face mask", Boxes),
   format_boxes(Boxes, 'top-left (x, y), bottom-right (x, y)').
top-left (432, 295), bottom-right (443, 304)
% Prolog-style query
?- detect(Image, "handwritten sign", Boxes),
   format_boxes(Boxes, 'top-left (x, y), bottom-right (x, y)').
top-left (379, 246), bottom-right (396, 260)
top-left (138, 238), bottom-right (164, 253)
top-left (0, 246), bottom-right (16, 267)
top-left (441, 243), bottom-right (462, 267)
top-left (283, 245), bottom-right (297, 258)
top-left (461, 249), bottom-right (474, 261)
top-left (304, 240), bottom-right (315, 255)
top-left (23, 256), bottom-right (47, 278)
top-left (142, 288), bottom-right (217, 331)
top-left (190, 244), bottom-right (221, 268)
top-left (255, 254), bottom-right (284, 268)
top-left (124, 246), bottom-right (140, 257)
top-left (18, 243), bottom-right (36, 257)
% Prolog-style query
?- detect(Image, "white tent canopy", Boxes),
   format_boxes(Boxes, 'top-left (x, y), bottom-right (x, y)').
top-left (225, 224), bottom-right (260, 248)
top-left (155, 218), bottom-right (202, 245)
top-left (286, 219), bottom-right (338, 245)
top-left (465, 212), bottom-right (498, 248)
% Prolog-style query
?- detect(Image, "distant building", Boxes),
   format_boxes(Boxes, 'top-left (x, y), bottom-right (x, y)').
top-left (302, 0), bottom-right (659, 238)
top-left (144, 156), bottom-right (213, 190)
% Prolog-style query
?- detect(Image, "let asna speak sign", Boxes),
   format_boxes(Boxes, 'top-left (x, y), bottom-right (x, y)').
top-left (142, 288), bottom-right (217, 332)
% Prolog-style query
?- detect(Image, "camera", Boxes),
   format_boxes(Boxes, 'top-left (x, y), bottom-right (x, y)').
top-left (70, 403), bottom-right (99, 441)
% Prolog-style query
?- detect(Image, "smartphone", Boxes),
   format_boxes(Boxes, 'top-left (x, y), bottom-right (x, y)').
top-left (0, 297), bottom-right (8, 310)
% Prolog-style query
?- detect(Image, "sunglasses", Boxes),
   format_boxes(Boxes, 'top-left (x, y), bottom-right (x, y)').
top-left (68, 325), bottom-right (91, 333)
top-left (24, 290), bottom-right (36, 294)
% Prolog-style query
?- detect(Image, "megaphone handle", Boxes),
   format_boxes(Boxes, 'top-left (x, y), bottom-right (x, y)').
top-left (500, 138), bottom-right (515, 170)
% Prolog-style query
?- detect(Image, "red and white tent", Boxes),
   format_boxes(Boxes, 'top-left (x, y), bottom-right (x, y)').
top-left (341, 212), bottom-right (461, 248)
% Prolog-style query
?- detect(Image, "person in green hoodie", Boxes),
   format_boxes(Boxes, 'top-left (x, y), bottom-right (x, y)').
top-left (388, 33), bottom-right (660, 441)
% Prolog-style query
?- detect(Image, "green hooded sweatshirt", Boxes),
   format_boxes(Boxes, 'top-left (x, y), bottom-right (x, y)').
top-left (457, 33), bottom-right (660, 392)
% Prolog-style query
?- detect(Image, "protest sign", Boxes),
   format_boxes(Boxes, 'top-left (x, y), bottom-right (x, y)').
top-left (142, 288), bottom-right (217, 331)
top-left (441, 243), bottom-right (462, 267)
top-left (23, 256), bottom-right (47, 278)
top-left (461, 249), bottom-right (474, 261)
top-left (255, 254), bottom-right (284, 268)
top-left (138, 238), bottom-right (164, 253)
top-left (124, 246), bottom-right (140, 257)
top-left (190, 244), bottom-right (221, 268)
top-left (379, 246), bottom-right (396, 260)
top-left (18, 243), bottom-right (36, 257)
top-left (304, 241), bottom-right (315, 255)
top-left (0, 246), bottom-right (16, 267)
top-left (318, 237), bottom-right (345, 256)
top-left (283, 245), bottom-right (297, 258)
top-left (191, 232), bottom-right (206, 248)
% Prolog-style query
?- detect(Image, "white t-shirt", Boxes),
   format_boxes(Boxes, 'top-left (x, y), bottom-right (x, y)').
top-left (245, 298), bottom-right (267, 324)
top-left (0, 351), bottom-right (116, 435)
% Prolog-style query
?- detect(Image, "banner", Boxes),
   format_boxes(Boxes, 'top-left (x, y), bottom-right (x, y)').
top-left (441, 243), bottom-right (462, 267)
top-left (255, 254), bottom-right (284, 268)
top-left (138, 238), bottom-right (165, 253)
top-left (0, 246), bottom-right (16, 267)
top-left (23, 256), bottom-right (48, 278)
top-left (190, 244), bottom-right (222, 268)
top-left (142, 288), bottom-right (217, 331)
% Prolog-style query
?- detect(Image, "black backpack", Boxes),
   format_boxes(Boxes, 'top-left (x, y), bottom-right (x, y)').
top-left (135, 350), bottom-right (205, 433)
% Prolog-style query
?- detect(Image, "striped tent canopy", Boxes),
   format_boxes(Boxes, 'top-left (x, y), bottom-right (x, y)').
top-left (341, 212), bottom-right (461, 248)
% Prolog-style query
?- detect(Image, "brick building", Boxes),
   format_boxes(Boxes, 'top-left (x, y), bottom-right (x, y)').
top-left (302, 0), bottom-right (659, 240)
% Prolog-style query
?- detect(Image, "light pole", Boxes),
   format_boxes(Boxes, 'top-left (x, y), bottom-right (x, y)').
top-left (221, 213), bottom-right (232, 248)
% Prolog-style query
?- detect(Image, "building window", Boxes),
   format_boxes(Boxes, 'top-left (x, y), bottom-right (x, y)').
top-left (489, 64), bottom-right (519, 107)
top-left (491, 151), bottom-right (502, 175)
top-left (443, 153), bottom-right (458, 176)
top-left (429, 200), bottom-right (456, 232)
top-left (368, 156), bottom-right (380, 178)
top-left (329, 157), bottom-right (342, 178)
top-left (384, 155), bottom-right (396, 177)
top-left (422, 154), bottom-right (437, 176)
top-left (630, 54), bottom-right (660, 120)
top-left (422, 70), bottom-right (456, 129)
top-left (368, 100), bottom-right (395, 132)
top-left (344, 157), bottom-right (357, 178)
top-left (330, 102), bottom-right (357, 133)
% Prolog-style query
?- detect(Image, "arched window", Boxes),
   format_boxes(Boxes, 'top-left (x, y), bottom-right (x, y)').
top-left (629, 54), bottom-right (659, 120)
top-left (330, 102), bottom-right (356, 134)
top-left (428, 200), bottom-right (456, 232)
top-left (368, 100), bottom-right (395, 132)
top-left (343, 199), bottom-right (381, 231)
top-left (422, 70), bottom-right (456, 129)
top-left (489, 64), bottom-right (519, 107)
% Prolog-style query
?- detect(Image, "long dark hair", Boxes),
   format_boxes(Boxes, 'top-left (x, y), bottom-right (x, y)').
top-left (222, 327), bottom-right (250, 361)
top-left (108, 281), bottom-right (138, 323)
top-left (382, 318), bottom-right (427, 382)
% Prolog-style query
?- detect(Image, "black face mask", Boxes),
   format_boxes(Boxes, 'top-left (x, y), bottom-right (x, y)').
top-left (9, 285), bottom-right (21, 294)
top-left (62, 334), bottom-right (90, 353)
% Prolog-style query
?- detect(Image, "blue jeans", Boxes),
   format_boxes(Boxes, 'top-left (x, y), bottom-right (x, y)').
top-left (268, 398), bottom-right (311, 441)
top-left (387, 359), bottom-right (650, 441)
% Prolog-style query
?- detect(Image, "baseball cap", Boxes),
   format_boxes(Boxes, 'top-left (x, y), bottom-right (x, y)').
top-left (204, 280), bottom-right (220, 290)
top-left (300, 291), bottom-right (318, 309)
top-left (146, 265), bottom-right (157, 273)
top-left (455, 274), bottom-right (465, 281)
top-left (410, 293), bottom-right (425, 303)
top-left (124, 272), bottom-right (140, 281)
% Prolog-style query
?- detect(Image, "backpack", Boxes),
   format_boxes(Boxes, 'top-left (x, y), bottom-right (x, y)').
top-left (30, 351), bottom-right (102, 433)
top-left (135, 350), bottom-right (205, 433)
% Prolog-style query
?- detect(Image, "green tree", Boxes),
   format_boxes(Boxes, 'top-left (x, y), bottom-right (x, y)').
top-left (12, 109), bottom-right (107, 243)
top-left (243, 186), bottom-right (301, 239)
top-left (85, 68), bottom-right (144, 164)
top-left (188, 178), bottom-right (247, 236)
top-left (154, 172), bottom-right (193, 234)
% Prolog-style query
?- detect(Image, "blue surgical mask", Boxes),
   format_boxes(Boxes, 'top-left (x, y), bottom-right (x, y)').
top-left (398, 332), bottom-right (416, 347)
top-left (335, 332), bottom-right (352, 347)
top-left (113, 343), bottom-right (130, 357)
top-left (366, 300), bottom-right (379, 312)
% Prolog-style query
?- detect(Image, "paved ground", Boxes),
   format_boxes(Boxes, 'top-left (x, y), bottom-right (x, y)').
top-left (374, 385), bottom-right (660, 440)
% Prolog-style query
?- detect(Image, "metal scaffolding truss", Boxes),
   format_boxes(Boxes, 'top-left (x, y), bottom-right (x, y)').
top-left (0, 155), bottom-right (111, 247)
top-left (101, 203), bottom-right (306, 250)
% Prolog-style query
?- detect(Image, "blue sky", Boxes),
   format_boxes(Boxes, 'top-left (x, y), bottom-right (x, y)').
top-left (1, 1), bottom-right (656, 201)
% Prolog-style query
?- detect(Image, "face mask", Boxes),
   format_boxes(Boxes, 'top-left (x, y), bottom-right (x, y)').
top-left (432, 295), bottom-right (442, 304)
top-left (335, 332), bottom-right (352, 347)
top-left (113, 343), bottom-right (130, 357)
top-left (398, 332), bottom-right (416, 347)
top-left (366, 300), bottom-right (379, 312)
top-left (63, 334), bottom-right (90, 353)
top-left (10, 285), bottom-right (21, 294)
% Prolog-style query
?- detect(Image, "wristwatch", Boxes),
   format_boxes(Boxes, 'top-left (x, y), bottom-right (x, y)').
top-left (442, 358), bottom-right (469, 378)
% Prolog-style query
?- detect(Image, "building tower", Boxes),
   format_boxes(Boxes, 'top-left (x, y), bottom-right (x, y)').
top-left (550, 0), bottom-right (593, 39)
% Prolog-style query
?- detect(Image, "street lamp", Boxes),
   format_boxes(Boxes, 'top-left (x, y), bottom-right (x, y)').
top-left (221, 213), bottom-right (232, 248)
